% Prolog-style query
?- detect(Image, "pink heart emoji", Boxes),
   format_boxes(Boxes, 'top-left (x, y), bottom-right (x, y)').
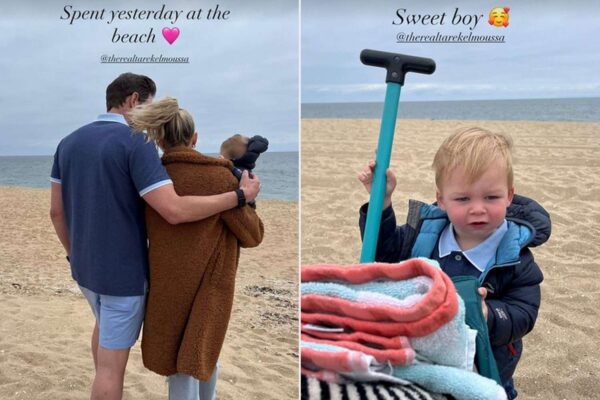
top-left (162, 27), bottom-right (180, 45)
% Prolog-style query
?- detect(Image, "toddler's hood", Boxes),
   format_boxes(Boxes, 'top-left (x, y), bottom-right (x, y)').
top-left (506, 194), bottom-right (551, 248)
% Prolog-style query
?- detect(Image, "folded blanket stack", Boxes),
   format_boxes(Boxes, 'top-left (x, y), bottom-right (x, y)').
top-left (301, 258), bottom-right (507, 400)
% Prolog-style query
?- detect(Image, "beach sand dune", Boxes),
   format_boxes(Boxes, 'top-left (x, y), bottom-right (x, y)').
top-left (0, 189), bottom-right (298, 400)
top-left (301, 118), bottom-right (600, 399)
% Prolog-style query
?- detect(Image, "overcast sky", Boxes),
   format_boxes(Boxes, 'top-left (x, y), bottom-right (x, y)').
top-left (302, 0), bottom-right (600, 103)
top-left (2, 1), bottom-right (599, 155)
top-left (0, 0), bottom-right (298, 155)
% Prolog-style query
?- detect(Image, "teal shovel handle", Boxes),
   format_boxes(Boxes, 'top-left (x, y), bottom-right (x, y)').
top-left (358, 50), bottom-right (435, 263)
top-left (360, 82), bottom-right (402, 263)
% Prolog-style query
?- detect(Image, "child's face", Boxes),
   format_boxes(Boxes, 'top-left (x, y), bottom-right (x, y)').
top-left (436, 161), bottom-right (514, 250)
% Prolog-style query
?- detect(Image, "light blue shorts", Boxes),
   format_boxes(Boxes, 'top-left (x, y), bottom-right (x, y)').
top-left (79, 285), bottom-right (146, 350)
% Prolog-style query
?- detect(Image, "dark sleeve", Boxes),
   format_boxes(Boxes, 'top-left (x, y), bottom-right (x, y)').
top-left (129, 137), bottom-right (171, 196)
top-left (233, 136), bottom-right (269, 170)
top-left (247, 135), bottom-right (269, 153)
top-left (231, 166), bottom-right (243, 181)
top-left (50, 145), bottom-right (61, 182)
top-left (233, 151), bottom-right (260, 170)
top-left (486, 249), bottom-right (543, 346)
top-left (358, 202), bottom-right (407, 263)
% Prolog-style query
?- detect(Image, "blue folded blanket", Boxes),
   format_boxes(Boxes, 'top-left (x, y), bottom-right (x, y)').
top-left (393, 364), bottom-right (507, 400)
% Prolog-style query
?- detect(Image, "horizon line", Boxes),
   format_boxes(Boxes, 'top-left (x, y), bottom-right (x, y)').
top-left (301, 96), bottom-right (600, 105)
top-left (0, 149), bottom-right (300, 157)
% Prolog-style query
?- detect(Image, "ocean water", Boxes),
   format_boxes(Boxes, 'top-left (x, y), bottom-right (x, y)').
top-left (0, 151), bottom-right (298, 201)
top-left (302, 97), bottom-right (600, 121)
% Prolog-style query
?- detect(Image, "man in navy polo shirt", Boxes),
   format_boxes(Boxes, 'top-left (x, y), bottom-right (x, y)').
top-left (49, 73), bottom-right (260, 400)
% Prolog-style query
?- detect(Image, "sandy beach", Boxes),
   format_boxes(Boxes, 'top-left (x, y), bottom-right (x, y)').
top-left (0, 189), bottom-right (298, 400)
top-left (301, 118), bottom-right (600, 399)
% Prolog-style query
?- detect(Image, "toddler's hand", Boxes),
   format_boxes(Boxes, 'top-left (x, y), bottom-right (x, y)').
top-left (478, 287), bottom-right (489, 320)
top-left (357, 160), bottom-right (397, 208)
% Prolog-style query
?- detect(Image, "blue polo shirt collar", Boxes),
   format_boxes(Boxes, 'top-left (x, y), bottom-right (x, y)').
top-left (96, 113), bottom-right (129, 126)
top-left (438, 220), bottom-right (508, 272)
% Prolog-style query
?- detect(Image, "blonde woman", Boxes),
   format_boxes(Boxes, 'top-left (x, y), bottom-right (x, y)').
top-left (130, 97), bottom-right (264, 400)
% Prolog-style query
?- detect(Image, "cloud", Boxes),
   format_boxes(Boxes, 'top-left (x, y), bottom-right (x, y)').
top-left (301, 0), bottom-right (600, 103)
top-left (0, 0), bottom-right (299, 155)
top-left (303, 81), bottom-right (600, 103)
top-left (308, 83), bottom-right (386, 94)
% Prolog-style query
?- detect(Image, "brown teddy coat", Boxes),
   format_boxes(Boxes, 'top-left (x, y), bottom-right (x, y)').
top-left (141, 146), bottom-right (264, 381)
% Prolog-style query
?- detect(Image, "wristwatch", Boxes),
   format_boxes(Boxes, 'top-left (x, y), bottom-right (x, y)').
top-left (235, 188), bottom-right (246, 208)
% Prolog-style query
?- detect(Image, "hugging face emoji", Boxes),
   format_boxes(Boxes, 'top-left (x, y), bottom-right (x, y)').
top-left (489, 7), bottom-right (510, 27)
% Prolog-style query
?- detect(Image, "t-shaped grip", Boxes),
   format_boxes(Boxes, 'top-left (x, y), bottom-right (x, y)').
top-left (360, 49), bottom-right (436, 85)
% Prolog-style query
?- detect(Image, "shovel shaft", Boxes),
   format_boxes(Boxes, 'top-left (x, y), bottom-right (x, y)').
top-left (360, 82), bottom-right (402, 263)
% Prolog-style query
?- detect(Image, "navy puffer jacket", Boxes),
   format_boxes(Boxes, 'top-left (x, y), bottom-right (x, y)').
top-left (359, 194), bottom-right (550, 386)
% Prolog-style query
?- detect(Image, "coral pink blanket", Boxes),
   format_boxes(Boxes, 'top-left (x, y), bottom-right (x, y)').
top-left (301, 259), bottom-right (458, 338)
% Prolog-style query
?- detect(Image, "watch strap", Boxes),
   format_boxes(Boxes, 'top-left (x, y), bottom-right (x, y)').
top-left (235, 188), bottom-right (246, 208)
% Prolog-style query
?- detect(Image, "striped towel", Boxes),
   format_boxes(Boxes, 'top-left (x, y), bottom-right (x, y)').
top-left (301, 375), bottom-right (451, 400)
